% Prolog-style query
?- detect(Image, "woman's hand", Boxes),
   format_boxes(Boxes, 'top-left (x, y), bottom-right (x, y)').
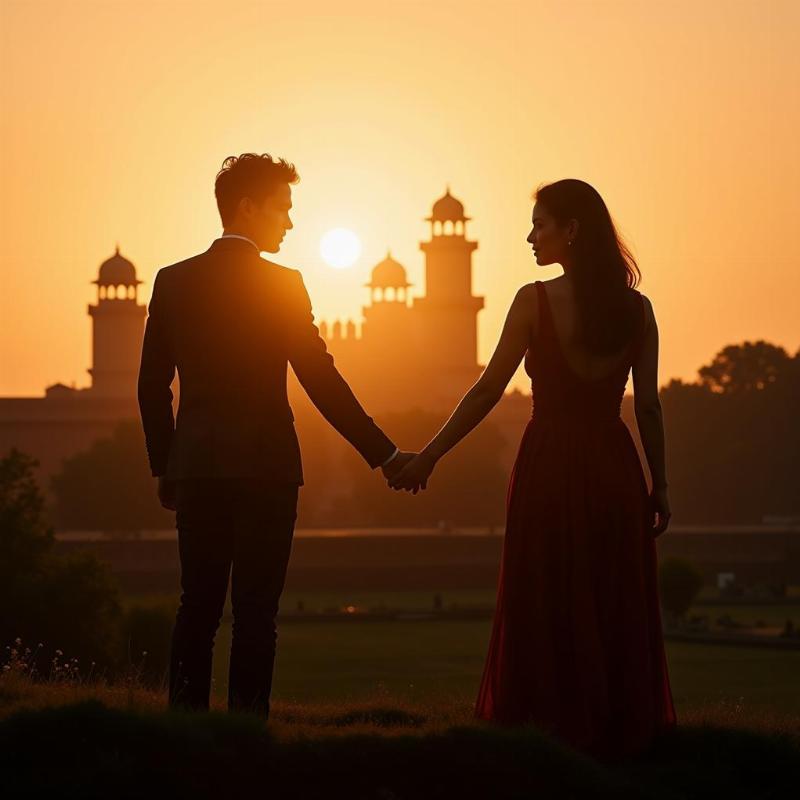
top-left (650, 486), bottom-right (671, 536)
top-left (389, 452), bottom-right (437, 494)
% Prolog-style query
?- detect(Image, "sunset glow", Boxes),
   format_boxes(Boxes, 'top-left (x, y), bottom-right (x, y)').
top-left (0, 1), bottom-right (798, 396)
top-left (320, 228), bottom-right (361, 269)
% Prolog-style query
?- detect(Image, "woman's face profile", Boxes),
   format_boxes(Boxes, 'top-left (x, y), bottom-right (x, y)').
top-left (526, 202), bottom-right (571, 267)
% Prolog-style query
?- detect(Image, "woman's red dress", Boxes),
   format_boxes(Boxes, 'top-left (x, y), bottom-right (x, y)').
top-left (474, 280), bottom-right (677, 761)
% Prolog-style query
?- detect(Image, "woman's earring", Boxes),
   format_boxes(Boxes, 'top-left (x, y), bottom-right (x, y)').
top-left (568, 240), bottom-right (573, 246)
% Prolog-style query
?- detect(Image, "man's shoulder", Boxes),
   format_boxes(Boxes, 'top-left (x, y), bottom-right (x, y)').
top-left (152, 253), bottom-right (205, 285)
top-left (260, 258), bottom-right (303, 283)
top-left (152, 252), bottom-right (306, 302)
top-left (259, 260), bottom-right (309, 303)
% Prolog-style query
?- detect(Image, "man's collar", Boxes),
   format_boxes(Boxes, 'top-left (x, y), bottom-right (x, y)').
top-left (219, 233), bottom-right (261, 252)
top-left (208, 234), bottom-right (263, 255)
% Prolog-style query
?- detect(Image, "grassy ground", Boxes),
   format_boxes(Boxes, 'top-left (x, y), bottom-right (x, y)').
top-left (4, 604), bottom-right (800, 798)
top-left (212, 620), bottom-right (800, 714)
top-left (1, 670), bottom-right (799, 799)
top-left (117, 590), bottom-right (800, 711)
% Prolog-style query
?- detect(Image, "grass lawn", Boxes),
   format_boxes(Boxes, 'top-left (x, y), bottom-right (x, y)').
top-left (205, 619), bottom-right (800, 717)
top-left (2, 673), bottom-right (798, 799)
top-left (117, 591), bottom-right (800, 713)
top-left (4, 610), bottom-right (800, 798)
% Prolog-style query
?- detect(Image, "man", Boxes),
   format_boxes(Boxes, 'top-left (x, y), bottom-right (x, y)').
top-left (137, 153), bottom-right (415, 717)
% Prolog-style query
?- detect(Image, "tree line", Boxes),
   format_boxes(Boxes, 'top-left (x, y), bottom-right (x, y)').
top-left (41, 340), bottom-right (800, 529)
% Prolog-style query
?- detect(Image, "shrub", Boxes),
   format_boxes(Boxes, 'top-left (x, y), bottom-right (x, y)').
top-left (659, 557), bottom-right (705, 622)
top-left (0, 449), bottom-right (122, 673)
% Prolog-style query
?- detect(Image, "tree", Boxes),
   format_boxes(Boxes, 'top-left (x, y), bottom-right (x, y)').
top-left (51, 420), bottom-right (173, 531)
top-left (658, 558), bottom-right (704, 624)
top-left (660, 343), bottom-right (800, 523)
top-left (0, 448), bottom-right (54, 581)
top-left (0, 449), bottom-right (121, 672)
top-left (698, 340), bottom-right (792, 394)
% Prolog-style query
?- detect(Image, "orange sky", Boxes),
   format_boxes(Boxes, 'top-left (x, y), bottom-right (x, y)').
top-left (1, 0), bottom-right (798, 397)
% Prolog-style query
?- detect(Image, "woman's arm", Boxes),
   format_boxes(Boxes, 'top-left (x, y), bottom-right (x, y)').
top-left (390, 285), bottom-right (535, 490)
top-left (632, 295), bottom-right (671, 534)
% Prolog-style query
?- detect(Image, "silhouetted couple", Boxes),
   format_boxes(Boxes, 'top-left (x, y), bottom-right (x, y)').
top-left (138, 154), bottom-right (676, 763)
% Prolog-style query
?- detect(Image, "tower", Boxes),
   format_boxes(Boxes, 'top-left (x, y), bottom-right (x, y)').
top-left (87, 245), bottom-right (147, 397)
top-left (355, 252), bottom-right (415, 407)
top-left (362, 251), bottom-right (413, 334)
top-left (414, 189), bottom-right (484, 396)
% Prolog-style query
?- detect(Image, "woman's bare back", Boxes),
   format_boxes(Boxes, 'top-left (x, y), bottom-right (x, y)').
top-left (533, 275), bottom-right (644, 382)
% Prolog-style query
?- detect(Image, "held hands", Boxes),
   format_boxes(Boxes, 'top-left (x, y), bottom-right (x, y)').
top-left (388, 451), bottom-right (437, 494)
top-left (380, 450), bottom-right (416, 483)
top-left (379, 450), bottom-right (435, 494)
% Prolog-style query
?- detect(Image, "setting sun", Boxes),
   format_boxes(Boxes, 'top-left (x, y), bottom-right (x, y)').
top-left (320, 228), bottom-right (361, 269)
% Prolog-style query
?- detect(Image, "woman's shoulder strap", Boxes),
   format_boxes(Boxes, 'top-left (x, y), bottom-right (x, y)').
top-left (630, 289), bottom-right (649, 360)
top-left (636, 289), bottom-right (649, 333)
top-left (532, 280), bottom-right (552, 339)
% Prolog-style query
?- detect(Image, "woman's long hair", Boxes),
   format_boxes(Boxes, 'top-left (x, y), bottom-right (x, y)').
top-left (534, 179), bottom-right (642, 356)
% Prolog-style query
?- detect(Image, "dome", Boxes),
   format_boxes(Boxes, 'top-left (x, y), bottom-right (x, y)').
top-left (45, 382), bottom-right (77, 398)
top-left (426, 187), bottom-right (470, 222)
top-left (365, 252), bottom-right (412, 289)
top-left (94, 245), bottom-right (141, 286)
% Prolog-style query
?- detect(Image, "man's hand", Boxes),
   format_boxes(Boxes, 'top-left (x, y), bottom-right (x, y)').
top-left (157, 476), bottom-right (177, 511)
top-left (389, 452), bottom-right (436, 495)
top-left (381, 451), bottom-right (416, 482)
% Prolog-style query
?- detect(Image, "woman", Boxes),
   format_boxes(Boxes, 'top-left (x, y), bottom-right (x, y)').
top-left (390, 179), bottom-right (677, 761)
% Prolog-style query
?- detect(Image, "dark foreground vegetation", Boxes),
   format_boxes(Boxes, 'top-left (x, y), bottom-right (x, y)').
top-left (1, 673), bottom-right (799, 800)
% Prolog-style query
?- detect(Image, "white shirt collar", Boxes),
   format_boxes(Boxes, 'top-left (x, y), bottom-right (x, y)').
top-left (219, 233), bottom-right (261, 253)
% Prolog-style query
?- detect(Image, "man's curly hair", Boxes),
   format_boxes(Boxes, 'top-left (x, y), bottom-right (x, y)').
top-left (214, 153), bottom-right (299, 226)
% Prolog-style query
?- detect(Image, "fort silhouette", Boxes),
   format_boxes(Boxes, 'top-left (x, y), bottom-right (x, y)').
top-left (320, 189), bottom-right (485, 412)
top-left (0, 190), bottom-right (531, 499)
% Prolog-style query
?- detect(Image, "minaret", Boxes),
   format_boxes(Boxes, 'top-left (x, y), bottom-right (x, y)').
top-left (87, 245), bottom-right (147, 397)
top-left (361, 250), bottom-right (413, 369)
top-left (414, 189), bottom-right (484, 389)
top-left (364, 251), bottom-right (412, 307)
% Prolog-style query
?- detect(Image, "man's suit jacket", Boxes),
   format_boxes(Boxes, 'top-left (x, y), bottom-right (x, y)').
top-left (137, 236), bottom-right (396, 483)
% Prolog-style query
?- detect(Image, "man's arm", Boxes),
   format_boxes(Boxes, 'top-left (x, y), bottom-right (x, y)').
top-left (286, 270), bottom-right (397, 469)
top-left (137, 271), bottom-right (176, 479)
